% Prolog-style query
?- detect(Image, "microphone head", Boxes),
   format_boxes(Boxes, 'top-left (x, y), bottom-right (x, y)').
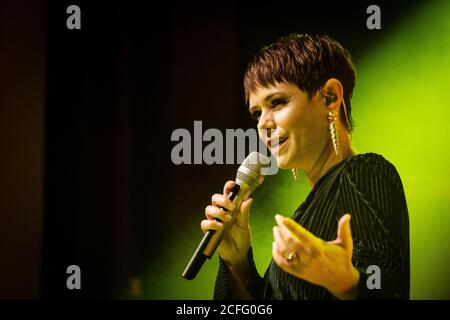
top-left (236, 152), bottom-right (271, 192)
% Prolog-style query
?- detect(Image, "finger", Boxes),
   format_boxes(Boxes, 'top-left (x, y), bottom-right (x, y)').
top-left (212, 193), bottom-right (236, 212)
top-left (272, 241), bottom-right (289, 270)
top-left (240, 198), bottom-right (253, 216)
top-left (274, 215), bottom-right (299, 247)
top-left (238, 198), bottom-right (253, 221)
top-left (223, 180), bottom-right (235, 196)
top-left (276, 215), bottom-right (316, 246)
top-left (273, 226), bottom-right (288, 253)
top-left (205, 205), bottom-right (232, 222)
top-left (273, 241), bottom-right (304, 276)
top-left (274, 223), bottom-right (306, 254)
top-left (201, 219), bottom-right (223, 233)
top-left (336, 214), bottom-right (353, 251)
top-left (234, 198), bottom-right (253, 226)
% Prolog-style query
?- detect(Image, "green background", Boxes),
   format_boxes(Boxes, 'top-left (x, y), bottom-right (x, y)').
top-left (142, 1), bottom-right (450, 300)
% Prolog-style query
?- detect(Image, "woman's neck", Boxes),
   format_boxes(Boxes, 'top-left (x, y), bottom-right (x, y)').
top-left (304, 132), bottom-right (357, 187)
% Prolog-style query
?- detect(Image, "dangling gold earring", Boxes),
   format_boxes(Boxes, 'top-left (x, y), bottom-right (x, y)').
top-left (328, 111), bottom-right (340, 156)
top-left (291, 168), bottom-right (298, 181)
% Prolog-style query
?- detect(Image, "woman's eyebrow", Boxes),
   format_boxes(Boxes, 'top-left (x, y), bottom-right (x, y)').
top-left (249, 91), bottom-right (285, 110)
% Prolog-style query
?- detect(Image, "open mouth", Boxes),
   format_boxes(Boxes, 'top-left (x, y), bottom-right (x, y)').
top-left (270, 137), bottom-right (288, 152)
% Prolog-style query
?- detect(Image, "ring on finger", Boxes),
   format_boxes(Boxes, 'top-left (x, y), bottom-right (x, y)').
top-left (284, 252), bottom-right (297, 263)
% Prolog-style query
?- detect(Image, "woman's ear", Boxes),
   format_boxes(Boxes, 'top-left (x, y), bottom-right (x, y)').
top-left (324, 93), bottom-right (337, 106)
top-left (321, 78), bottom-right (344, 111)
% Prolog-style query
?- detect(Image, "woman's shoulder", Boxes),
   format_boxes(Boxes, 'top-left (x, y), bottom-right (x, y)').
top-left (345, 152), bottom-right (397, 173)
top-left (342, 153), bottom-right (403, 187)
top-left (338, 153), bottom-right (408, 231)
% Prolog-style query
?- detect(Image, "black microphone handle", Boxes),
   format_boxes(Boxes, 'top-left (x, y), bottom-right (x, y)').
top-left (181, 183), bottom-right (241, 280)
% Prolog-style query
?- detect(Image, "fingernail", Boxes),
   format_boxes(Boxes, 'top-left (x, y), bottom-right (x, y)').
top-left (275, 214), bottom-right (283, 224)
top-left (224, 214), bottom-right (232, 221)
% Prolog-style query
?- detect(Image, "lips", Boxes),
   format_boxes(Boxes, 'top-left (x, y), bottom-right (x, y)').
top-left (269, 137), bottom-right (288, 151)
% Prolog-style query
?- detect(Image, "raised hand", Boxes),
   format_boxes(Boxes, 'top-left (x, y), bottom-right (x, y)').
top-left (272, 213), bottom-right (360, 299)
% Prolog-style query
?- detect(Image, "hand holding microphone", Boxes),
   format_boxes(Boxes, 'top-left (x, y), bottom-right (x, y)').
top-left (182, 152), bottom-right (271, 280)
top-left (201, 180), bottom-right (254, 268)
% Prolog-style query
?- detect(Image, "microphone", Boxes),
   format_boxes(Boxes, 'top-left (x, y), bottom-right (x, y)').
top-left (182, 152), bottom-right (271, 280)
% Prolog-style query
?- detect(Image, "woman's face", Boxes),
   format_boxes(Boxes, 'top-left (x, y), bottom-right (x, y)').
top-left (248, 82), bottom-right (329, 171)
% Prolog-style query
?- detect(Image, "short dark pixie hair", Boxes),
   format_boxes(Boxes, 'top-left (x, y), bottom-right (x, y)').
top-left (244, 33), bottom-right (356, 131)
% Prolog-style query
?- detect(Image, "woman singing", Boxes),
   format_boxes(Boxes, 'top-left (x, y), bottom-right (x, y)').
top-left (200, 34), bottom-right (410, 300)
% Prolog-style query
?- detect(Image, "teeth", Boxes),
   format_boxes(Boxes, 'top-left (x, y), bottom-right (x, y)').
top-left (272, 138), bottom-right (286, 148)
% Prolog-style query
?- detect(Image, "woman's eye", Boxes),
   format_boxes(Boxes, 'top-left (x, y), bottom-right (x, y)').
top-left (250, 110), bottom-right (261, 121)
top-left (271, 98), bottom-right (287, 107)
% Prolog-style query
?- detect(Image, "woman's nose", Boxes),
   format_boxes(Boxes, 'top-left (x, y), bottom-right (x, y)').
top-left (257, 109), bottom-right (276, 132)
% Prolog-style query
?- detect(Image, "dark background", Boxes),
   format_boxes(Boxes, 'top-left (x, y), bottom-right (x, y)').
top-left (0, 0), bottom-right (424, 298)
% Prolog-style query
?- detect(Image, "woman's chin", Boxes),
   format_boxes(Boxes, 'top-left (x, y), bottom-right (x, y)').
top-left (274, 155), bottom-right (291, 170)
top-left (274, 152), bottom-right (301, 170)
